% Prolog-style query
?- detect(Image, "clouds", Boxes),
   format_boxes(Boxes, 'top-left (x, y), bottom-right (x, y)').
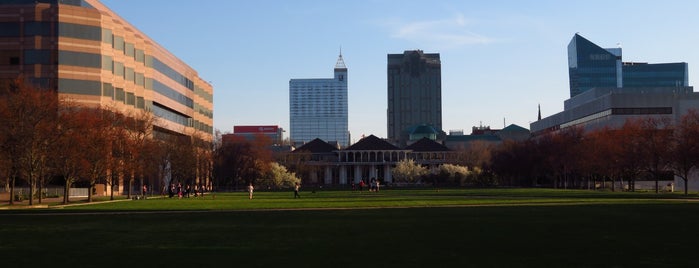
top-left (384, 13), bottom-right (495, 50)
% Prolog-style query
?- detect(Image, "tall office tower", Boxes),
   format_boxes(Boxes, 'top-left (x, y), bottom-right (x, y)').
top-left (0, 0), bottom-right (214, 141)
top-left (387, 50), bottom-right (442, 147)
top-left (289, 53), bottom-right (349, 148)
top-left (568, 33), bottom-right (688, 98)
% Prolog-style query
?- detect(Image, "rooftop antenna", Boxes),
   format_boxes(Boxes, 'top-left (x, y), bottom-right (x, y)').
top-left (503, 117), bottom-right (506, 128)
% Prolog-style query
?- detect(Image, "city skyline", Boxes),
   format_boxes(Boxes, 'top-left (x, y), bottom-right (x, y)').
top-left (101, 0), bottom-right (699, 142)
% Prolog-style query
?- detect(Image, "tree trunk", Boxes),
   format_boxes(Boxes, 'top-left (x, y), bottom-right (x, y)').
top-left (655, 179), bottom-right (659, 194)
top-left (110, 173), bottom-right (116, 200)
top-left (88, 181), bottom-right (94, 203)
top-left (9, 176), bottom-right (15, 205)
top-left (63, 180), bottom-right (70, 204)
top-left (28, 174), bottom-right (35, 206)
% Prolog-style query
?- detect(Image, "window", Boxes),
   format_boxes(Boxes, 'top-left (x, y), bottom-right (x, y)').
top-left (59, 50), bottom-right (100, 68)
top-left (59, 23), bottom-right (100, 41)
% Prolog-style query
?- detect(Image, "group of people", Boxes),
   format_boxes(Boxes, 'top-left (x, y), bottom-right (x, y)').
top-left (353, 178), bottom-right (380, 192)
top-left (247, 182), bottom-right (301, 199)
top-left (167, 182), bottom-right (206, 199)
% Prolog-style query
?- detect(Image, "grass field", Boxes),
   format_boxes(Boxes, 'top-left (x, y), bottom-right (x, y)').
top-left (1, 188), bottom-right (698, 267)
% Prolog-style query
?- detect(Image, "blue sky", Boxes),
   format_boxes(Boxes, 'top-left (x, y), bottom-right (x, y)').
top-left (101, 0), bottom-right (699, 142)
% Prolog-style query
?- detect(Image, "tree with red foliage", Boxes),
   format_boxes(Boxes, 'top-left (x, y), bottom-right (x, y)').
top-left (0, 78), bottom-right (58, 205)
top-left (670, 109), bottom-right (699, 195)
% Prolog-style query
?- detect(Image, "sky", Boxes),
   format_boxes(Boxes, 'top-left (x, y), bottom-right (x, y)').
top-left (101, 0), bottom-right (699, 142)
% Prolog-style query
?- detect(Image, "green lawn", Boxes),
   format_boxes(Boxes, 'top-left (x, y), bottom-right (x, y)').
top-left (1, 188), bottom-right (698, 267)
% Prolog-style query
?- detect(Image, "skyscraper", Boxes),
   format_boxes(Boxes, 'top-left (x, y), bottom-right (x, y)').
top-left (568, 33), bottom-right (688, 98)
top-left (289, 53), bottom-right (349, 148)
top-left (387, 50), bottom-right (442, 147)
top-left (0, 0), bottom-right (214, 141)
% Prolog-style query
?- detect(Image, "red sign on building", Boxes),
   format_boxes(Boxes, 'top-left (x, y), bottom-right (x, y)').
top-left (234, 125), bottom-right (279, 134)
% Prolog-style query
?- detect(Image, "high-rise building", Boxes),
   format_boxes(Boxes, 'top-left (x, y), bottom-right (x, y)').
top-left (289, 53), bottom-right (349, 148)
top-left (568, 33), bottom-right (688, 98)
top-left (533, 33), bottom-right (694, 136)
top-left (387, 50), bottom-right (442, 147)
top-left (0, 0), bottom-right (214, 141)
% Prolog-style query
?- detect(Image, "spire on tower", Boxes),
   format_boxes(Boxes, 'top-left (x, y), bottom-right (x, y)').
top-left (335, 47), bottom-right (347, 70)
top-left (537, 104), bottom-right (542, 121)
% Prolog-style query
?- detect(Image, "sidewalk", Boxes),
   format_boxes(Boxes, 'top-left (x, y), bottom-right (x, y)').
top-left (0, 195), bottom-right (140, 210)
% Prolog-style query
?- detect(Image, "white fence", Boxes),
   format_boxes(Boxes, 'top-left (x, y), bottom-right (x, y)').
top-left (2, 187), bottom-right (89, 197)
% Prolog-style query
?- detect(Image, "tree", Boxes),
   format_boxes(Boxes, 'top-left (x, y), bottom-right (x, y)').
top-left (79, 108), bottom-right (113, 202)
top-left (213, 135), bottom-right (273, 189)
top-left (635, 117), bottom-right (673, 193)
top-left (617, 119), bottom-right (647, 191)
top-left (257, 162), bottom-right (301, 189)
top-left (52, 104), bottom-right (89, 204)
top-left (392, 159), bottom-right (427, 183)
top-left (0, 78), bottom-right (58, 205)
top-left (670, 110), bottom-right (699, 195)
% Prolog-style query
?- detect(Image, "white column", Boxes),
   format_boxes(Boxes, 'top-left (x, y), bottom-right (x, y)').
top-left (384, 165), bottom-right (393, 183)
top-left (369, 164), bottom-right (377, 179)
top-left (354, 165), bottom-right (362, 183)
top-left (324, 166), bottom-right (332, 185)
top-left (339, 166), bottom-right (347, 185)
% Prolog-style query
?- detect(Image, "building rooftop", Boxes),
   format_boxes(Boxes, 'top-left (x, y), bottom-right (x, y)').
top-left (292, 138), bottom-right (338, 154)
top-left (405, 137), bottom-right (450, 152)
top-left (345, 135), bottom-right (400, 151)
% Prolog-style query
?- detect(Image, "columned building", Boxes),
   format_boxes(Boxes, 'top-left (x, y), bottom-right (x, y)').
top-left (289, 53), bottom-right (349, 148)
top-left (387, 50), bottom-right (442, 147)
top-left (290, 135), bottom-right (458, 186)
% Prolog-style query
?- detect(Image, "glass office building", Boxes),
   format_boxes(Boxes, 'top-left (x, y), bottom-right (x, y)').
top-left (0, 0), bottom-right (214, 141)
top-left (568, 34), bottom-right (622, 98)
top-left (289, 54), bottom-right (349, 148)
top-left (387, 50), bottom-right (442, 147)
top-left (568, 33), bottom-right (688, 98)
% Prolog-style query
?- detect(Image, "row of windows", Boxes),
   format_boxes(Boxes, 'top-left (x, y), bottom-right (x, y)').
top-left (153, 58), bottom-right (194, 91)
top-left (152, 102), bottom-right (190, 127)
top-left (59, 22), bottom-right (101, 41)
top-left (59, 50), bottom-right (100, 68)
top-left (103, 30), bottom-right (199, 95)
top-left (58, 78), bottom-right (101, 96)
top-left (101, 83), bottom-right (146, 109)
top-left (195, 85), bottom-right (213, 103)
top-left (194, 103), bottom-right (213, 119)
top-left (612, 107), bottom-right (672, 115)
top-left (153, 79), bottom-right (194, 108)
top-left (151, 102), bottom-right (211, 133)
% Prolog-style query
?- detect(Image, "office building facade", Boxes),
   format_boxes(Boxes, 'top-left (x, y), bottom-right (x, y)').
top-left (536, 33), bottom-right (694, 135)
top-left (387, 50), bottom-right (442, 147)
top-left (289, 53), bottom-right (349, 148)
top-left (0, 0), bottom-right (214, 141)
top-left (233, 125), bottom-right (284, 145)
top-left (568, 33), bottom-right (688, 98)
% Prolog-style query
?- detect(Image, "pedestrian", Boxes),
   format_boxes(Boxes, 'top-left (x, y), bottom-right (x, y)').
top-left (168, 183), bottom-right (174, 198)
top-left (375, 179), bottom-right (380, 192)
top-left (247, 182), bottom-right (254, 200)
top-left (294, 183), bottom-right (301, 198)
top-left (177, 183), bottom-right (182, 199)
top-left (359, 179), bottom-right (365, 191)
top-left (142, 184), bottom-right (147, 199)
